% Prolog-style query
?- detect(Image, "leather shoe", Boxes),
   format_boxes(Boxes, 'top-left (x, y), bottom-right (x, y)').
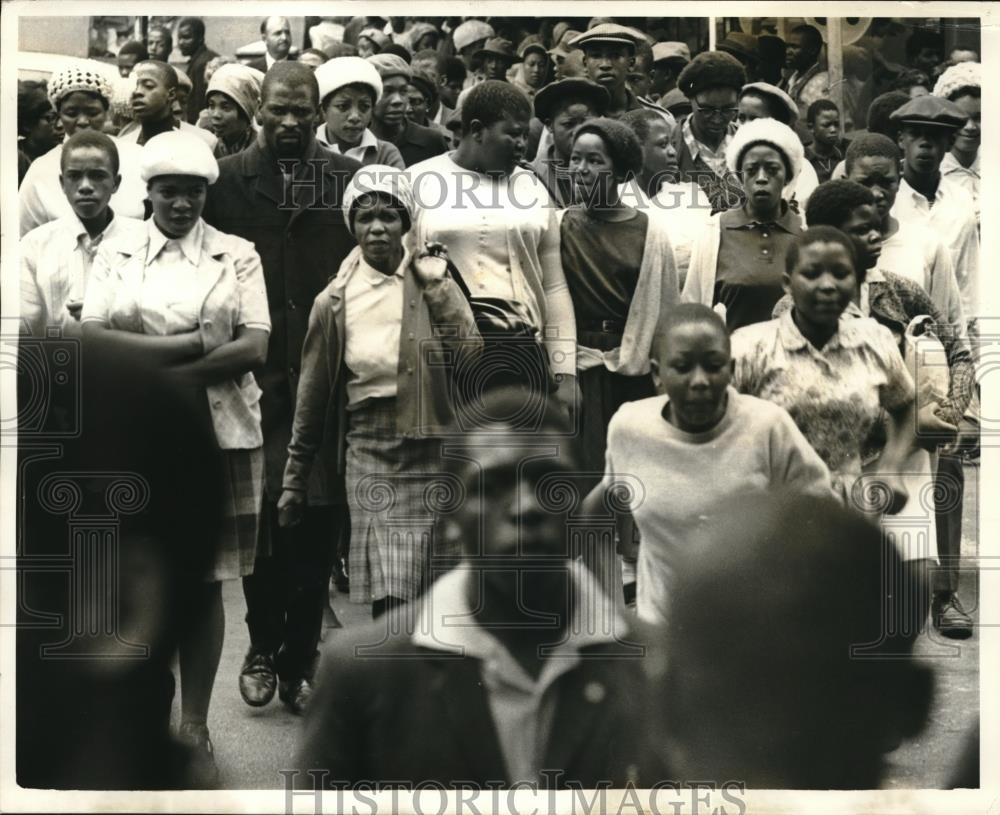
top-left (279, 677), bottom-right (313, 715)
top-left (239, 650), bottom-right (277, 707)
top-left (178, 721), bottom-right (220, 789)
top-left (933, 593), bottom-right (973, 639)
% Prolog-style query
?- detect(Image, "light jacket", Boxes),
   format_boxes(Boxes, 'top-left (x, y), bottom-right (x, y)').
top-left (84, 219), bottom-right (270, 450)
top-left (557, 206), bottom-right (679, 376)
top-left (283, 245), bottom-right (483, 492)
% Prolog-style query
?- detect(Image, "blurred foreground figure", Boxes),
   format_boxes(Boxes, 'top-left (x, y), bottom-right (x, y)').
top-left (17, 345), bottom-right (224, 789)
top-left (296, 389), bottom-right (662, 789)
top-left (657, 492), bottom-right (933, 789)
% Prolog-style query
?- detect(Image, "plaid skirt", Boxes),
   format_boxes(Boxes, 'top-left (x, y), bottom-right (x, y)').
top-left (210, 447), bottom-right (265, 582)
top-left (345, 397), bottom-right (442, 605)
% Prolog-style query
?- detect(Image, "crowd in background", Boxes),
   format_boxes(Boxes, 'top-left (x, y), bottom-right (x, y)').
top-left (16, 13), bottom-right (982, 794)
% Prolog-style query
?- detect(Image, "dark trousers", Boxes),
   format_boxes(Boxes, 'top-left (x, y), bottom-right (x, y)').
top-left (933, 453), bottom-right (965, 595)
top-left (242, 502), bottom-right (338, 681)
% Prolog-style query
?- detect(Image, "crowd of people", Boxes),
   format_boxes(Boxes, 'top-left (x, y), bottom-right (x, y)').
top-left (16, 14), bottom-right (981, 792)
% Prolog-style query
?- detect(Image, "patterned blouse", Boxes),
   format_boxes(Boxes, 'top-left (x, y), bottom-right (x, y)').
top-left (731, 309), bottom-right (915, 498)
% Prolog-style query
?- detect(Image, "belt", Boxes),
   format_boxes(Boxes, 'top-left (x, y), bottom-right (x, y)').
top-left (579, 319), bottom-right (625, 333)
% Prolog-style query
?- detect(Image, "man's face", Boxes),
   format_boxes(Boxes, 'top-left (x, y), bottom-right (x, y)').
top-left (839, 203), bottom-right (884, 271)
top-left (405, 85), bottom-right (429, 123)
top-left (650, 61), bottom-right (677, 97)
top-left (440, 75), bottom-right (464, 109)
top-left (583, 43), bottom-right (633, 90)
top-left (263, 17), bottom-right (291, 61)
top-left (913, 47), bottom-right (942, 74)
top-left (130, 64), bottom-right (174, 123)
top-left (483, 55), bottom-right (512, 82)
top-left (176, 24), bottom-right (199, 57)
top-left (374, 75), bottom-right (409, 127)
top-left (549, 101), bottom-right (596, 160)
top-left (118, 53), bottom-right (141, 78)
top-left (257, 80), bottom-right (318, 158)
top-left (785, 32), bottom-right (816, 71)
top-left (812, 109), bottom-right (840, 147)
top-left (899, 123), bottom-right (953, 175)
top-left (847, 154), bottom-right (900, 222)
top-left (60, 145), bottom-right (120, 222)
top-left (147, 30), bottom-right (171, 61)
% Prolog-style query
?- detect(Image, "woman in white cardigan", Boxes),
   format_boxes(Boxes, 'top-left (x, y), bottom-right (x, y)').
top-left (559, 118), bottom-right (679, 475)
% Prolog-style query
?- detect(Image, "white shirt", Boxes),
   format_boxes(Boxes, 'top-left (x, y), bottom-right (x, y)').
top-left (343, 253), bottom-right (406, 407)
top-left (19, 139), bottom-right (148, 237)
top-left (20, 212), bottom-right (146, 336)
top-left (940, 150), bottom-right (980, 226)
top-left (891, 176), bottom-right (980, 319)
top-left (117, 119), bottom-right (218, 151)
top-left (139, 219), bottom-right (209, 335)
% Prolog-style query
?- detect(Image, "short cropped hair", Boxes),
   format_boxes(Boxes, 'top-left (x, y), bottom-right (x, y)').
top-left (60, 129), bottom-right (121, 176)
top-left (135, 60), bottom-right (178, 89)
top-left (866, 91), bottom-right (910, 138)
top-left (785, 225), bottom-right (858, 276)
top-left (441, 56), bottom-right (467, 84)
top-left (655, 303), bottom-right (730, 360)
top-left (461, 79), bottom-right (531, 134)
top-left (177, 17), bottom-right (206, 41)
top-left (620, 107), bottom-right (667, 143)
top-left (844, 132), bottom-right (900, 173)
top-left (804, 179), bottom-right (875, 231)
top-left (790, 24), bottom-right (823, 52)
top-left (262, 61), bottom-right (319, 107)
top-left (118, 40), bottom-right (149, 61)
top-left (806, 98), bottom-right (839, 125)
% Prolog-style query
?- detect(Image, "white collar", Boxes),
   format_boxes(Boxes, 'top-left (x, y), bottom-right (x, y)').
top-left (357, 246), bottom-right (408, 285)
top-left (941, 150), bottom-right (980, 178)
top-left (316, 125), bottom-right (379, 155)
top-left (146, 218), bottom-right (204, 266)
top-left (412, 560), bottom-right (626, 659)
top-left (62, 210), bottom-right (117, 250)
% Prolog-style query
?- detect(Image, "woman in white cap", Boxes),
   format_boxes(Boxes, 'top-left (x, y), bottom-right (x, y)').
top-left (81, 130), bottom-right (270, 787)
top-left (205, 62), bottom-right (263, 158)
top-left (279, 166), bottom-right (481, 619)
top-left (682, 117), bottom-right (805, 331)
top-left (19, 62), bottom-right (147, 236)
top-left (314, 57), bottom-right (405, 168)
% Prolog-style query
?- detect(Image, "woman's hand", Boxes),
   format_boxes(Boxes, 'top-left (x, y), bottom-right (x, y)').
top-left (917, 402), bottom-right (958, 450)
top-left (277, 489), bottom-right (306, 528)
top-left (412, 242), bottom-right (450, 287)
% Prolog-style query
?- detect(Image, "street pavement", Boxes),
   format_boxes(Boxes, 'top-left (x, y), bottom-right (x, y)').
top-left (189, 465), bottom-right (981, 790)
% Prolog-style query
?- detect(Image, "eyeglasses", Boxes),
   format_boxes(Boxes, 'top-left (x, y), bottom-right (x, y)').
top-left (692, 101), bottom-right (739, 121)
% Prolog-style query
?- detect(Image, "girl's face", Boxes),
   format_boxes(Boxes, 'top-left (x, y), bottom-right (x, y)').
top-left (784, 241), bottom-right (857, 330)
top-left (26, 105), bottom-right (64, 150)
top-left (324, 85), bottom-right (375, 145)
top-left (523, 51), bottom-right (548, 88)
top-left (838, 203), bottom-right (883, 271)
top-left (569, 131), bottom-right (617, 206)
top-left (641, 118), bottom-right (679, 182)
top-left (847, 155), bottom-right (900, 222)
top-left (655, 321), bottom-right (733, 434)
top-left (206, 91), bottom-right (248, 144)
top-left (57, 91), bottom-right (108, 137)
top-left (353, 196), bottom-right (406, 269)
top-left (952, 92), bottom-right (981, 155)
top-left (740, 144), bottom-right (786, 213)
top-left (147, 175), bottom-right (207, 238)
top-left (736, 94), bottom-right (769, 128)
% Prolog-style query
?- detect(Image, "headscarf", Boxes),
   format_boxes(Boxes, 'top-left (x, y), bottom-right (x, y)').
top-left (342, 164), bottom-right (415, 234)
top-left (206, 63), bottom-right (263, 121)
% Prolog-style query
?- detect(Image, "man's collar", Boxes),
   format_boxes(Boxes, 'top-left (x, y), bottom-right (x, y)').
top-left (412, 560), bottom-right (626, 659)
top-left (63, 209), bottom-right (116, 249)
top-left (941, 150), bottom-right (980, 177)
top-left (146, 218), bottom-right (204, 266)
top-left (899, 174), bottom-right (943, 204)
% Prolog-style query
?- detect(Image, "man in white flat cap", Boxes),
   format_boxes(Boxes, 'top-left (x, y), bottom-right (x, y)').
top-left (452, 19), bottom-right (495, 90)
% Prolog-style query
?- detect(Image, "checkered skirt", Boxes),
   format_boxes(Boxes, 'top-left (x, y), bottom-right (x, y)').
top-left (210, 446), bottom-right (265, 582)
top-left (345, 398), bottom-right (442, 604)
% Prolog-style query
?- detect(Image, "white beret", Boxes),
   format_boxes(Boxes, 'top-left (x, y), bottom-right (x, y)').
top-left (140, 130), bottom-right (219, 184)
top-left (932, 61), bottom-right (981, 100)
top-left (726, 116), bottom-right (804, 185)
top-left (453, 20), bottom-right (494, 53)
top-left (47, 62), bottom-right (113, 108)
top-left (316, 57), bottom-right (383, 105)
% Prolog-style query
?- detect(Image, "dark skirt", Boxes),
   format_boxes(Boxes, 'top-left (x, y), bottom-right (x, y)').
top-left (577, 329), bottom-right (656, 483)
top-left (345, 397), bottom-right (443, 605)
top-left (212, 447), bottom-right (264, 582)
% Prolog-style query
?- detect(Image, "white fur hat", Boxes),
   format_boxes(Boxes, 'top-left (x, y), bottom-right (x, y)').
top-left (315, 57), bottom-right (383, 106)
top-left (726, 116), bottom-right (804, 185)
top-left (140, 130), bottom-right (219, 184)
top-left (932, 61), bottom-right (981, 101)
